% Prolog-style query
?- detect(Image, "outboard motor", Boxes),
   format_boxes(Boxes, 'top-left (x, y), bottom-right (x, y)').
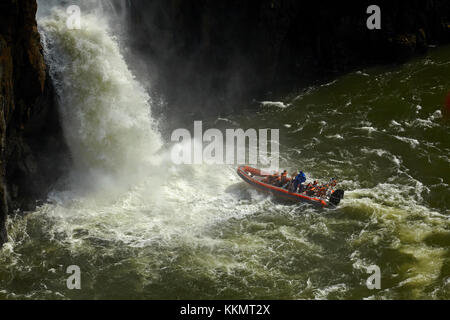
top-left (329, 190), bottom-right (345, 206)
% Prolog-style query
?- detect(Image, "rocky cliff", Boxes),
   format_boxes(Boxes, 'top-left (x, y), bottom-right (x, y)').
top-left (123, 0), bottom-right (450, 125)
top-left (0, 0), bottom-right (69, 245)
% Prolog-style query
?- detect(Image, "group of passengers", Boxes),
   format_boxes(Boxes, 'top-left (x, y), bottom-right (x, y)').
top-left (262, 170), bottom-right (338, 198)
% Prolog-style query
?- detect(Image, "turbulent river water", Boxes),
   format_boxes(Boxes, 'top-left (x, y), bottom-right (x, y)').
top-left (0, 2), bottom-right (449, 300)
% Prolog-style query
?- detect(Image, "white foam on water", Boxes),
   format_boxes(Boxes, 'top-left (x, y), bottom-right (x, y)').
top-left (260, 101), bottom-right (289, 109)
top-left (393, 135), bottom-right (420, 148)
top-left (361, 148), bottom-right (402, 167)
top-left (359, 126), bottom-right (378, 135)
top-left (29, 6), bottom-right (270, 254)
top-left (325, 134), bottom-right (344, 140)
top-left (404, 110), bottom-right (443, 129)
top-left (342, 181), bottom-right (449, 298)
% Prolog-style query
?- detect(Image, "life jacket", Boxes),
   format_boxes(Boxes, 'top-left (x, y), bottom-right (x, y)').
top-left (273, 174), bottom-right (281, 183)
top-left (265, 174), bottom-right (278, 184)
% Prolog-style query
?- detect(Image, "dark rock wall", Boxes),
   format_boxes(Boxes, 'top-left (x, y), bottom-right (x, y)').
top-left (0, 0), bottom-right (69, 245)
top-left (123, 0), bottom-right (450, 124)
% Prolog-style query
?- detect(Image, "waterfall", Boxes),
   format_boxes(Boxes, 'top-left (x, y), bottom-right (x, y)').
top-left (33, 1), bottom-right (243, 247)
top-left (39, 4), bottom-right (162, 187)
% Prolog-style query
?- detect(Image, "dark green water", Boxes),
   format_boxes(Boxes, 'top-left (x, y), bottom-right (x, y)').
top-left (0, 9), bottom-right (449, 300)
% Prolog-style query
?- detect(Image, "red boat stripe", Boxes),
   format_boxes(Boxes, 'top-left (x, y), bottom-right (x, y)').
top-left (237, 167), bottom-right (327, 207)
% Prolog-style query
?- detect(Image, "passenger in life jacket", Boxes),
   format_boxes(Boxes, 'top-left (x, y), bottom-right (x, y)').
top-left (306, 185), bottom-right (314, 196)
top-left (280, 170), bottom-right (289, 187)
top-left (308, 181), bottom-right (318, 196)
top-left (284, 171), bottom-right (297, 191)
top-left (330, 178), bottom-right (338, 188)
top-left (293, 171), bottom-right (307, 193)
top-left (263, 172), bottom-right (279, 184)
top-left (274, 173), bottom-right (284, 187)
top-left (271, 172), bottom-right (281, 185)
top-left (304, 183), bottom-right (313, 195)
top-left (318, 185), bottom-right (327, 198)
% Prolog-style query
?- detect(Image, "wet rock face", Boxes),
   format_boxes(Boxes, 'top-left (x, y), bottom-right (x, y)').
top-left (124, 0), bottom-right (450, 123)
top-left (0, 0), bottom-right (69, 245)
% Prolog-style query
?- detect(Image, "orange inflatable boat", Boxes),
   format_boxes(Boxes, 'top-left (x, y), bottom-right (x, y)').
top-left (237, 166), bottom-right (344, 208)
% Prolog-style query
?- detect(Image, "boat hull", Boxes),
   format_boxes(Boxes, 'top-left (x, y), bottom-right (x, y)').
top-left (237, 166), bottom-right (343, 208)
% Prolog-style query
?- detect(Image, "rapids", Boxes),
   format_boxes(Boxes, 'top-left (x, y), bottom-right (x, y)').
top-left (0, 1), bottom-right (448, 300)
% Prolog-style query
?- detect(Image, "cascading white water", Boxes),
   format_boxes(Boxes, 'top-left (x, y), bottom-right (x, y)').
top-left (40, 7), bottom-right (162, 180)
top-left (35, 2), bottom-right (255, 248)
